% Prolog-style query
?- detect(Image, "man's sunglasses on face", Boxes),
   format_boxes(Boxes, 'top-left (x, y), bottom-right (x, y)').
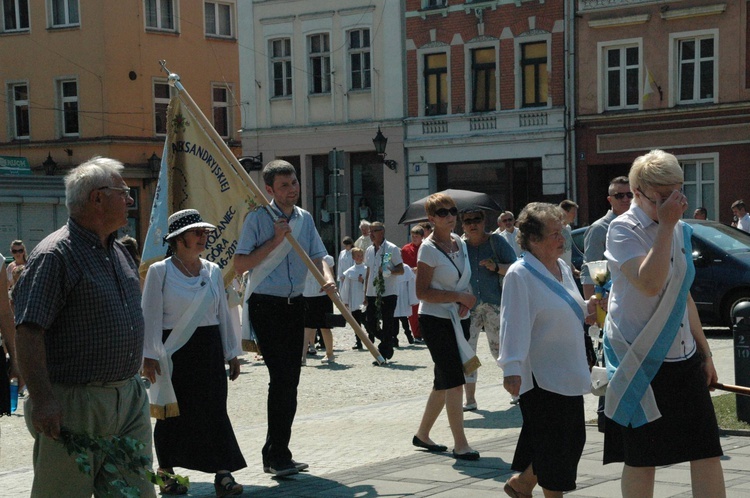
top-left (612, 192), bottom-right (634, 200)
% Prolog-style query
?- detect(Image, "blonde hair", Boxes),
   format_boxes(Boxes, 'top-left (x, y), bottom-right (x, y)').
top-left (351, 247), bottom-right (364, 258)
top-left (629, 150), bottom-right (683, 197)
top-left (424, 193), bottom-right (456, 217)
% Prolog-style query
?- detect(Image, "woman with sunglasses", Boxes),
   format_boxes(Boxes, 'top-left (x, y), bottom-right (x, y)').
top-left (412, 193), bottom-right (480, 461)
top-left (141, 209), bottom-right (245, 496)
top-left (602, 150), bottom-right (724, 497)
top-left (6, 240), bottom-right (26, 289)
top-left (459, 209), bottom-right (516, 412)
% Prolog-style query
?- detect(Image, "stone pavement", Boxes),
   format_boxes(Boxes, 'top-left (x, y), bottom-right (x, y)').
top-left (0, 326), bottom-right (746, 497)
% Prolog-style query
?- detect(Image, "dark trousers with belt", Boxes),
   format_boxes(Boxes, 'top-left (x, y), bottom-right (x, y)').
top-left (248, 293), bottom-right (305, 467)
top-left (365, 295), bottom-right (397, 358)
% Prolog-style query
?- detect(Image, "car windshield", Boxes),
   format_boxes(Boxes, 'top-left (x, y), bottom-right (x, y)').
top-left (691, 222), bottom-right (750, 255)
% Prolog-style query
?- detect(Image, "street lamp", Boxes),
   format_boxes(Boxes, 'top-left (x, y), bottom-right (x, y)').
top-left (42, 153), bottom-right (57, 176)
top-left (239, 153), bottom-right (264, 173)
top-left (372, 127), bottom-right (397, 172)
top-left (147, 152), bottom-right (161, 176)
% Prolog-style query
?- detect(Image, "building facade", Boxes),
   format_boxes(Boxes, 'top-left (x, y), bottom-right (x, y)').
top-left (0, 0), bottom-right (241, 250)
top-left (576, 0), bottom-right (750, 224)
top-left (238, 0), bottom-right (407, 251)
top-left (404, 0), bottom-right (574, 226)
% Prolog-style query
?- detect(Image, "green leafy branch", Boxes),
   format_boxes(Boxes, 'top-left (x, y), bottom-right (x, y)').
top-left (374, 272), bottom-right (385, 323)
top-left (59, 427), bottom-right (189, 497)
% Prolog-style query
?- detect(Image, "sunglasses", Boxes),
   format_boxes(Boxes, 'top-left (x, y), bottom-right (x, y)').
top-left (611, 192), bottom-right (634, 200)
top-left (501, 218), bottom-right (514, 223)
top-left (462, 217), bottom-right (484, 225)
top-left (11, 248), bottom-right (25, 254)
top-left (434, 207), bottom-right (458, 218)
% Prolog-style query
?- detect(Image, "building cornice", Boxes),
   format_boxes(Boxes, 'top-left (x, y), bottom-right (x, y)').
top-left (588, 13), bottom-right (650, 28)
top-left (579, 0), bottom-right (682, 14)
top-left (660, 3), bottom-right (726, 21)
top-left (577, 102), bottom-right (750, 127)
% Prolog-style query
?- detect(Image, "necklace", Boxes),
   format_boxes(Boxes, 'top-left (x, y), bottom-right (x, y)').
top-left (173, 255), bottom-right (199, 278)
top-left (432, 236), bottom-right (455, 254)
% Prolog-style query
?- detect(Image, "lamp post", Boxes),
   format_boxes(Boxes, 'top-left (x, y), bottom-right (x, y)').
top-left (147, 152), bottom-right (161, 177)
top-left (372, 127), bottom-right (397, 172)
top-left (239, 153), bottom-right (264, 173)
top-left (42, 153), bottom-right (57, 176)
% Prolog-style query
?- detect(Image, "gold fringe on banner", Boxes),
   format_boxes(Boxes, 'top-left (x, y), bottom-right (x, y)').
top-left (463, 356), bottom-right (482, 376)
top-left (150, 402), bottom-right (180, 420)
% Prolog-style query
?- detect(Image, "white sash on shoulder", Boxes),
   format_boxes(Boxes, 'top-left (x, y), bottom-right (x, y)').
top-left (241, 206), bottom-right (304, 350)
top-left (436, 234), bottom-right (480, 375)
top-left (604, 222), bottom-right (694, 427)
top-left (149, 270), bottom-right (213, 419)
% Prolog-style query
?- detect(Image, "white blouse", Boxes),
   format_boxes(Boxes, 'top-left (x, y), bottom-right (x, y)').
top-left (142, 258), bottom-right (242, 361)
top-left (497, 252), bottom-right (591, 396)
top-left (417, 236), bottom-right (469, 320)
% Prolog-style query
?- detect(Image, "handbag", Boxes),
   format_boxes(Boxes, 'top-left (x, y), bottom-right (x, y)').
top-left (591, 366), bottom-right (609, 396)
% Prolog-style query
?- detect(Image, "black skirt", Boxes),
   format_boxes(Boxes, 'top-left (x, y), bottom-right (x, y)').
top-left (419, 314), bottom-right (470, 390)
top-left (512, 380), bottom-right (585, 492)
top-left (154, 325), bottom-right (246, 473)
top-left (603, 353), bottom-right (723, 467)
top-left (304, 295), bottom-right (333, 329)
top-left (0, 352), bottom-right (9, 416)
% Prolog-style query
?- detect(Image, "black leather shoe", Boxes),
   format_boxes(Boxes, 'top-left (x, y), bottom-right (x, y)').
top-left (452, 449), bottom-right (480, 461)
top-left (412, 435), bottom-right (447, 452)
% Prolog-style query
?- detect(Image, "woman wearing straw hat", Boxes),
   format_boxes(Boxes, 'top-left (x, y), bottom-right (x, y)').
top-left (141, 209), bottom-right (246, 496)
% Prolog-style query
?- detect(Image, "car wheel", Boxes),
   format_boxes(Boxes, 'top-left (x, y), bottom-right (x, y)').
top-left (722, 289), bottom-right (750, 327)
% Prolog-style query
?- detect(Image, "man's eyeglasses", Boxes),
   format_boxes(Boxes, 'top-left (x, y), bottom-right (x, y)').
top-left (501, 218), bottom-right (514, 223)
top-left (98, 186), bottom-right (132, 197)
top-left (434, 207), bottom-right (458, 218)
top-left (611, 192), bottom-right (634, 200)
top-left (11, 249), bottom-right (24, 254)
top-left (462, 217), bottom-right (484, 225)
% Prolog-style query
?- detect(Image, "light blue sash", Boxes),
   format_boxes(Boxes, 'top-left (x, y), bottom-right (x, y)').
top-left (520, 257), bottom-right (584, 324)
top-left (603, 222), bottom-right (694, 427)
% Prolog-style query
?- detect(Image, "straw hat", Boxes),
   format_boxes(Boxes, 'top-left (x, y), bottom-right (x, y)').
top-left (164, 209), bottom-right (216, 241)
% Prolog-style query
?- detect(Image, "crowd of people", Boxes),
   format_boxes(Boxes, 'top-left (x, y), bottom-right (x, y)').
top-left (0, 149), bottom-right (734, 497)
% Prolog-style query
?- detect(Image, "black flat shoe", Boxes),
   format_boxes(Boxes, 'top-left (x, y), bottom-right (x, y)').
top-left (412, 435), bottom-right (447, 452)
top-left (452, 449), bottom-right (480, 461)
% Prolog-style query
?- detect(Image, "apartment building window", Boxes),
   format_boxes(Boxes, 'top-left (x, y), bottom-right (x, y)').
top-left (309, 33), bottom-right (331, 94)
top-left (424, 53), bottom-right (448, 116)
top-left (154, 81), bottom-right (171, 135)
top-left (521, 41), bottom-right (548, 107)
top-left (145, 0), bottom-right (175, 31)
top-left (212, 85), bottom-right (230, 139)
top-left (58, 79), bottom-right (78, 136)
top-left (424, 0), bottom-right (446, 7)
top-left (678, 36), bottom-right (715, 103)
top-left (50, 0), bottom-right (79, 27)
top-left (3, 0), bottom-right (29, 32)
top-left (10, 83), bottom-right (30, 139)
top-left (605, 45), bottom-right (639, 110)
top-left (271, 38), bottom-right (292, 98)
top-left (205, 1), bottom-right (232, 38)
top-left (472, 47), bottom-right (496, 112)
top-left (349, 28), bottom-right (371, 90)
top-left (682, 157), bottom-right (717, 219)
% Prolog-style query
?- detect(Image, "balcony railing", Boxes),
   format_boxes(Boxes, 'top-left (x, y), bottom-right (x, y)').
top-left (579, 0), bottom-right (661, 12)
top-left (407, 108), bottom-right (562, 140)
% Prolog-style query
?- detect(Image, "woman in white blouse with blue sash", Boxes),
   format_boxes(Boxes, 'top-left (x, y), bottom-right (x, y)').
top-left (602, 150), bottom-right (724, 497)
top-left (498, 203), bottom-right (596, 498)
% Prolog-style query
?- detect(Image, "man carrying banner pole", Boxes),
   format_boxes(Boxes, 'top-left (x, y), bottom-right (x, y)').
top-left (234, 160), bottom-right (334, 477)
top-left (140, 63), bottom-right (383, 364)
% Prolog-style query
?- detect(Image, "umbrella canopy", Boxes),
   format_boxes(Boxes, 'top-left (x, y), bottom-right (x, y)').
top-left (398, 189), bottom-right (503, 225)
